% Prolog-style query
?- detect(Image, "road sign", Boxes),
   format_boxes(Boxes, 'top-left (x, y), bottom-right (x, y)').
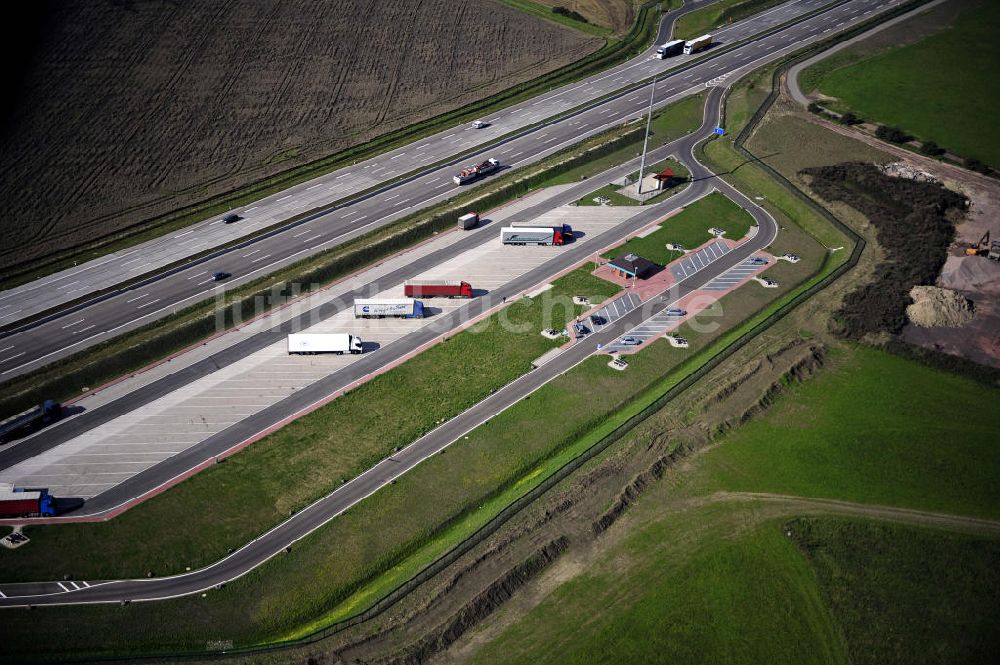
top-left (714, 127), bottom-right (725, 135)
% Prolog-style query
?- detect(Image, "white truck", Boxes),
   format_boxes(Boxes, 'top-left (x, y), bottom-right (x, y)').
top-left (683, 34), bottom-right (712, 55)
top-left (453, 158), bottom-right (500, 185)
top-left (287, 333), bottom-right (363, 355)
top-left (353, 298), bottom-right (425, 318)
top-left (656, 39), bottom-right (685, 58)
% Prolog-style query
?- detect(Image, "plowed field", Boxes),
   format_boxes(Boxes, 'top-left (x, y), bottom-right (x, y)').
top-left (0, 0), bottom-right (599, 270)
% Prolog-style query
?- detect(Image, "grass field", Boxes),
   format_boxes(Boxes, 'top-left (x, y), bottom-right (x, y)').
top-left (673, 0), bottom-right (786, 39)
top-left (600, 191), bottom-right (754, 264)
top-left (686, 344), bottom-right (1000, 519)
top-left (790, 517), bottom-right (1000, 665)
top-left (804, 0), bottom-right (1000, 168)
top-left (0, 0), bottom-right (599, 272)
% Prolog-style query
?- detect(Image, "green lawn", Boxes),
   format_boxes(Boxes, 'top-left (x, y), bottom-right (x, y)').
top-left (687, 344), bottom-right (1000, 519)
top-left (469, 506), bottom-right (846, 665)
top-left (790, 517), bottom-right (1000, 665)
top-left (674, 0), bottom-right (786, 40)
top-left (807, 0), bottom-right (1000, 168)
top-left (601, 191), bottom-right (754, 264)
top-left (7, 267), bottom-right (620, 584)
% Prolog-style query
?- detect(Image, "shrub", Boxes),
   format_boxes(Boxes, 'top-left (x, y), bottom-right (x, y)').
top-left (875, 125), bottom-right (912, 143)
top-left (839, 111), bottom-right (862, 126)
top-left (807, 102), bottom-right (823, 114)
top-left (919, 141), bottom-right (944, 156)
top-left (963, 157), bottom-right (992, 174)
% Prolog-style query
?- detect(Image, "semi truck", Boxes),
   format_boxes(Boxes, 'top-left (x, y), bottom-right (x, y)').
top-left (656, 40), bottom-right (685, 58)
top-left (0, 483), bottom-right (56, 518)
top-left (683, 34), bottom-right (712, 55)
top-left (404, 280), bottom-right (473, 299)
top-left (458, 212), bottom-right (479, 230)
top-left (453, 158), bottom-right (500, 185)
top-left (354, 298), bottom-right (425, 318)
top-left (0, 400), bottom-right (62, 444)
top-left (500, 224), bottom-right (572, 246)
top-left (287, 333), bottom-right (364, 355)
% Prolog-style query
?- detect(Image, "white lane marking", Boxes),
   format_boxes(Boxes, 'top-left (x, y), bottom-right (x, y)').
top-left (173, 230), bottom-right (195, 239)
top-left (416, 143), bottom-right (431, 150)
top-left (243, 249), bottom-right (260, 257)
top-left (335, 173), bottom-right (351, 179)
top-left (341, 210), bottom-right (359, 218)
top-left (0, 352), bottom-right (25, 363)
top-left (385, 194), bottom-right (400, 201)
top-left (245, 206), bottom-right (258, 212)
top-left (0, 345), bottom-right (12, 352)
top-left (250, 254), bottom-right (271, 263)
top-left (390, 153), bottom-right (406, 159)
top-left (135, 299), bottom-right (161, 309)
top-left (125, 293), bottom-right (150, 303)
top-left (60, 319), bottom-right (85, 329)
top-left (306, 183), bottom-right (323, 190)
top-left (292, 230), bottom-right (310, 237)
top-left (276, 195), bottom-right (293, 202)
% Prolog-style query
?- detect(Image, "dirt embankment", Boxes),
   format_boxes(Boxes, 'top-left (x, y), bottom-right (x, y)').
top-left (906, 285), bottom-right (975, 328)
top-left (0, 0), bottom-right (600, 271)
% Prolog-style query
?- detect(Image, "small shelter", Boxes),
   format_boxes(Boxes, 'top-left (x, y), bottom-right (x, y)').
top-left (608, 252), bottom-right (657, 280)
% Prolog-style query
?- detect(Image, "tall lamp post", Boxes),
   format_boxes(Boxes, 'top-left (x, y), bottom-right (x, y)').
top-left (636, 74), bottom-right (658, 204)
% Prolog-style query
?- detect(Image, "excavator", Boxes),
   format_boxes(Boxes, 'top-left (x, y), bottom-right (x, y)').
top-left (966, 230), bottom-right (990, 256)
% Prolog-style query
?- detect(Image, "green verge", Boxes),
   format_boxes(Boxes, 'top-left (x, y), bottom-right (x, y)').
top-left (4, 0), bottom-right (676, 286)
top-left (674, 0), bottom-right (788, 40)
top-left (468, 506), bottom-right (846, 665)
top-left (600, 190), bottom-right (753, 264)
top-left (789, 517), bottom-right (1000, 665)
top-left (495, 0), bottom-right (613, 38)
top-left (804, 0), bottom-right (1000, 168)
top-left (684, 344), bottom-right (1000, 519)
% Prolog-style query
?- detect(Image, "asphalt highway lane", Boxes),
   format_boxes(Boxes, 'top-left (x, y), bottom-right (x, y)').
top-left (0, 0), bottom-right (900, 380)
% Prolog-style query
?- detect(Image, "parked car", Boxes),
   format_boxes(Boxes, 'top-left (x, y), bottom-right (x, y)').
top-left (748, 256), bottom-right (768, 265)
top-left (212, 271), bottom-right (231, 281)
top-left (222, 213), bottom-right (240, 224)
top-left (665, 308), bottom-right (687, 316)
top-left (574, 322), bottom-right (589, 336)
top-left (589, 314), bottom-right (607, 326)
top-left (620, 336), bottom-right (641, 345)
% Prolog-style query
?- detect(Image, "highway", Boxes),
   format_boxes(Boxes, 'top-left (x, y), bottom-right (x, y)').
top-left (0, 0), bottom-right (904, 380)
top-left (0, 83), bottom-right (784, 606)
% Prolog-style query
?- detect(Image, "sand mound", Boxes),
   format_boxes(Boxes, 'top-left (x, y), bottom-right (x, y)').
top-left (906, 286), bottom-right (975, 327)
top-left (938, 255), bottom-right (1000, 293)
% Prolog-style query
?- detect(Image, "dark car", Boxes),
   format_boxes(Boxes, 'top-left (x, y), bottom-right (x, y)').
top-left (212, 271), bottom-right (231, 281)
top-left (665, 308), bottom-right (687, 316)
top-left (620, 336), bottom-right (641, 346)
top-left (748, 256), bottom-right (768, 265)
top-left (589, 314), bottom-right (607, 326)
top-left (222, 213), bottom-right (241, 224)
top-left (574, 322), bottom-right (589, 336)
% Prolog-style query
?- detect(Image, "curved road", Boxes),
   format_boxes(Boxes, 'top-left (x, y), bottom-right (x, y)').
top-left (0, 0), bottom-right (903, 380)
top-left (0, 85), bottom-right (781, 606)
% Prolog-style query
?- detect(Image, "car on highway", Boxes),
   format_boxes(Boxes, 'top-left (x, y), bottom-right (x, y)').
top-left (472, 119), bottom-right (489, 129)
top-left (212, 271), bottom-right (231, 281)
top-left (589, 314), bottom-right (607, 326)
top-left (619, 336), bottom-right (641, 346)
top-left (222, 213), bottom-right (241, 224)
top-left (665, 308), bottom-right (687, 316)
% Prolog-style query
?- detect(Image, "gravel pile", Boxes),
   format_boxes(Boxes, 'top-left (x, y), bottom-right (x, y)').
top-left (906, 285), bottom-right (975, 327)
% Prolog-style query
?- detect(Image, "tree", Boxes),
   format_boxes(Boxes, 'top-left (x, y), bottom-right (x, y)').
top-left (875, 125), bottom-right (912, 143)
top-left (963, 157), bottom-right (991, 174)
top-left (840, 111), bottom-right (862, 125)
top-left (919, 141), bottom-right (944, 156)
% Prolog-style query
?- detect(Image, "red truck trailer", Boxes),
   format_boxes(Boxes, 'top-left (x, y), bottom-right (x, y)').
top-left (404, 280), bottom-right (473, 299)
top-left (0, 484), bottom-right (56, 518)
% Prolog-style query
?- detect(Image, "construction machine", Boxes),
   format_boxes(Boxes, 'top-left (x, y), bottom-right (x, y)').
top-left (966, 230), bottom-right (990, 256)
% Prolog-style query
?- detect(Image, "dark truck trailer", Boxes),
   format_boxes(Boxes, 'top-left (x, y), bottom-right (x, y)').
top-left (0, 484), bottom-right (56, 518)
top-left (0, 400), bottom-right (62, 443)
top-left (404, 280), bottom-right (473, 299)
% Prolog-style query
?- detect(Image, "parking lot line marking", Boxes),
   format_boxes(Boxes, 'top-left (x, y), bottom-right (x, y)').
top-left (57, 583), bottom-right (70, 592)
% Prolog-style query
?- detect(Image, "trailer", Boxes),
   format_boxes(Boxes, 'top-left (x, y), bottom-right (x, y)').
top-left (0, 484), bottom-right (56, 518)
top-left (501, 225), bottom-right (569, 246)
top-left (354, 298), bottom-right (425, 319)
top-left (0, 400), bottom-right (62, 444)
top-left (287, 333), bottom-right (364, 355)
top-left (683, 34), bottom-right (712, 55)
top-left (458, 212), bottom-right (480, 230)
top-left (404, 280), bottom-right (473, 299)
top-left (656, 39), bottom-right (685, 59)
top-left (453, 158), bottom-right (500, 185)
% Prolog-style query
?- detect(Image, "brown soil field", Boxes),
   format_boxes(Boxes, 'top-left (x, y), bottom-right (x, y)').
top-left (0, 0), bottom-right (600, 271)
top-left (531, 0), bottom-right (642, 32)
